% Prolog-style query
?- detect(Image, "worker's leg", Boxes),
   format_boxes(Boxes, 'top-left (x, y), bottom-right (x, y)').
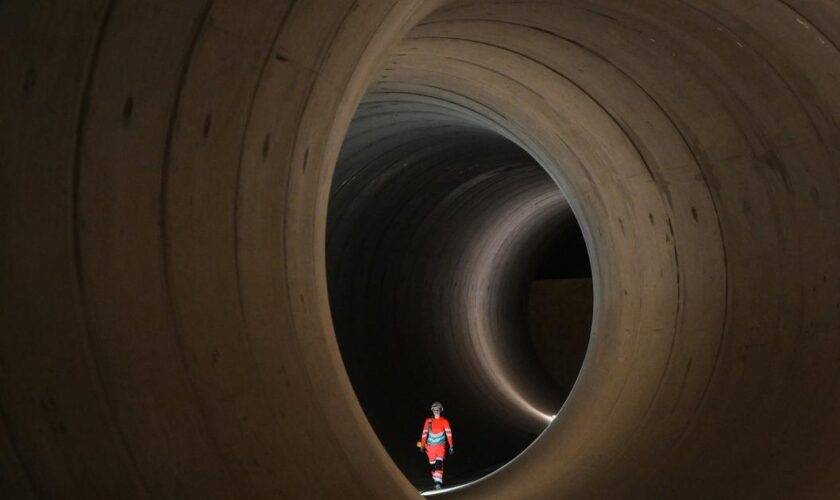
top-left (432, 458), bottom-right (444, 485)
top-left (426, 444), bottom-right (446, 486)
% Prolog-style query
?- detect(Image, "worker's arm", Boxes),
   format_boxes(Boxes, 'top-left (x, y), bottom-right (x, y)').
top-left (420, 418), bottom-right (431, 447)
top-left (445, 419), bottom-right (453, 448)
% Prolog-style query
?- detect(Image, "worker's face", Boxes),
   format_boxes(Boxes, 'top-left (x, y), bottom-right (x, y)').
top-left (432, 407), bottom-right (441, 416)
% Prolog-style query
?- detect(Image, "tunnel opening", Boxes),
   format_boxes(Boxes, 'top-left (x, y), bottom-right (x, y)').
top-left (325, 93), bottom-right (593, 489)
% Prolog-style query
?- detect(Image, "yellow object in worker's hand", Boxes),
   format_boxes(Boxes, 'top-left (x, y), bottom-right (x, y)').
top-left (416, 441), bottom-right (422, 448)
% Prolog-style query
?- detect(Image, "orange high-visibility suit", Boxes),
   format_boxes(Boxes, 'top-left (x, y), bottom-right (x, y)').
top-left (420, 416), bottom-right (453, 486)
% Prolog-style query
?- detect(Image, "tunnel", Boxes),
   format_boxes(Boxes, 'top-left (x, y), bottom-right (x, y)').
top-left (326, 93), bottom-right (593, 487)
top-left (2, 1), bottom-right (840, 498)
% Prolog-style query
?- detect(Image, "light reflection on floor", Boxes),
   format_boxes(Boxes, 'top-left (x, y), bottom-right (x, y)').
top-left (420, 480), bottom-right (476, 496)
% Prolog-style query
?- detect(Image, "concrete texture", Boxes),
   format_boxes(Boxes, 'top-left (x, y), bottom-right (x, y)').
top-left (2, 0), bottom-right (840, 498)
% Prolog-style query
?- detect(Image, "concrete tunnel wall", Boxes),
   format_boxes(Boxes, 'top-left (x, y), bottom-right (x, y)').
top-left (2, 0), bottom-right (840, 498)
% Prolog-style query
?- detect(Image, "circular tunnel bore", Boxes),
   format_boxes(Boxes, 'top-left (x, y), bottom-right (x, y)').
top-left (4, 0), bottom-right (840, 498)
top-left (326, 95), bottom-right (593, 488)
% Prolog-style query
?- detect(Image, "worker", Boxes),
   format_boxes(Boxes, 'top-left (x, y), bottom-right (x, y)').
top-left (419, 401), bottom-right (454, 489)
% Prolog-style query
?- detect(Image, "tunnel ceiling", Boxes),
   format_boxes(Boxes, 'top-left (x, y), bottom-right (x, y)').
top-left (2, 0), bottom-right (840, 499)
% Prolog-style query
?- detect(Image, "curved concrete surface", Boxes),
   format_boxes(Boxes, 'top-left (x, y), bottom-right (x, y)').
top-left (2, 0), bottom-right (840, 498)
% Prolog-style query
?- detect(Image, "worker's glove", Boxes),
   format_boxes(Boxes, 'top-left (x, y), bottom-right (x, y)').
top-left (420, 446), bottom-right (426, 454)
top-left (449, 447), bottom-right (454, 456)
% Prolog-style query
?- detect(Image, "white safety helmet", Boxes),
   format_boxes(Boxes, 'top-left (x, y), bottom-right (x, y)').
top-left (430, 401), bottom-right (443, 412)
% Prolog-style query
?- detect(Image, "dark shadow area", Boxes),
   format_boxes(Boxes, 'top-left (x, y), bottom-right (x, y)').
top-left (326, 97), bottom-right (593, 489)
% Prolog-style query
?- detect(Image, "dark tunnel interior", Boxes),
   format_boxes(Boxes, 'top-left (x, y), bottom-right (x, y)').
top-left (325, 96), bottom-right (593, 488)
